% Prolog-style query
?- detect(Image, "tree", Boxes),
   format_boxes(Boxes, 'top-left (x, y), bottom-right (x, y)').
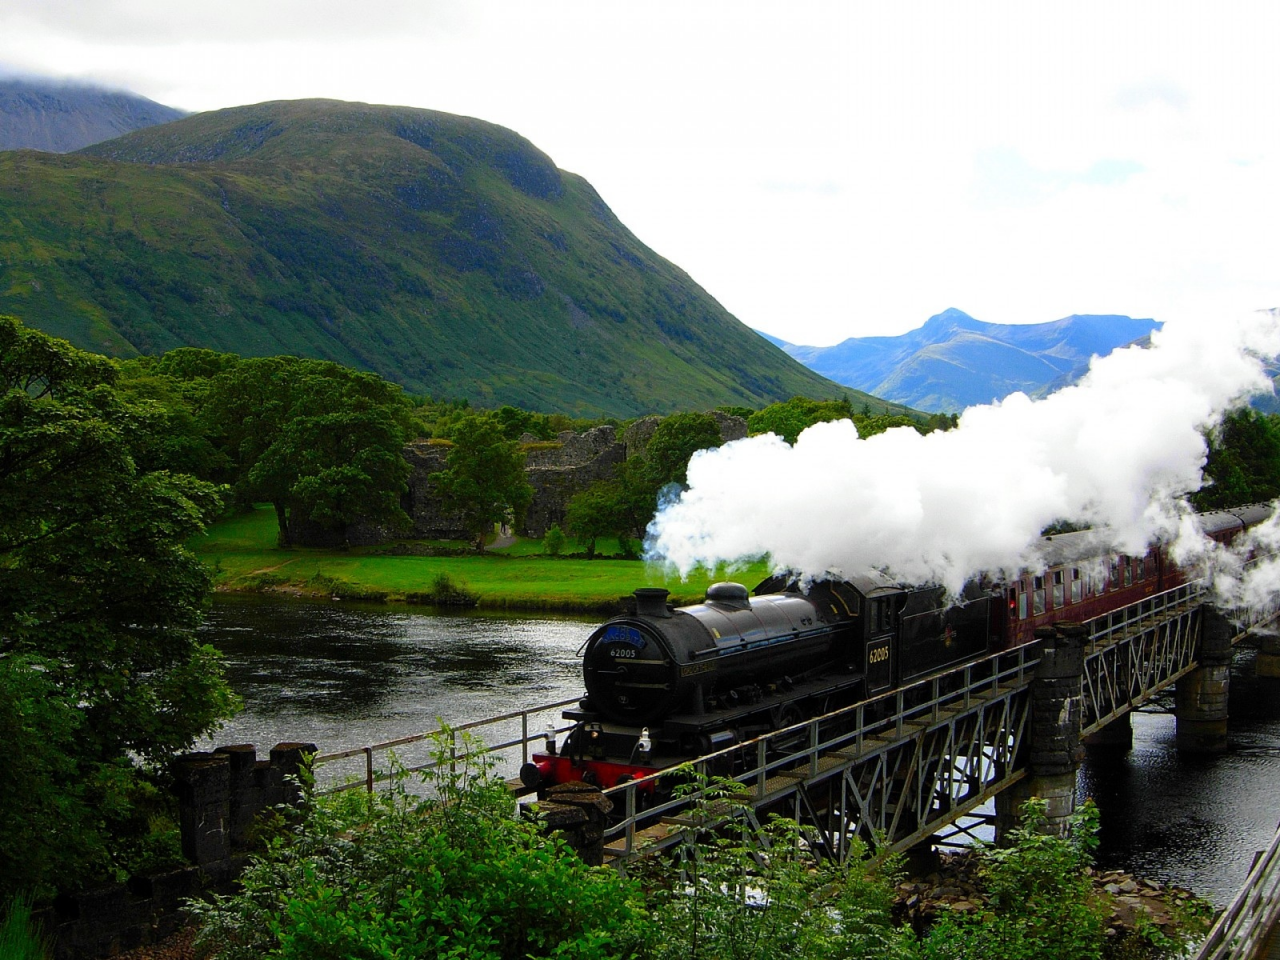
top-left (1192, 407), bottom-right (1280, 510)
top-left (431, 413), bottom-right (532, 552)
top-left (565, 479), bottom-right (628, 559)
top-left (0, 316), bottom-right (236, 898)
top-left (565, 412), bottom-right (724, 557)
top-left (202, 357), bottom-right (415, 544)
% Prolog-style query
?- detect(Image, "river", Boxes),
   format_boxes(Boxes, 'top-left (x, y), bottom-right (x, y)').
top-left (198, 595), bottom-right (1280, 908)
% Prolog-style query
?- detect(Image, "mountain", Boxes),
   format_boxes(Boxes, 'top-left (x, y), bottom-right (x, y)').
top-left (0, 75), bottom-right (186, 152)
top-left (770, 308), bottom-right (1162, 412)
top-left (0, 98), bottom-right (874, 418)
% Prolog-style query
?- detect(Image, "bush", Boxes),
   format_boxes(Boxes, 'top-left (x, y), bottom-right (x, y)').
top-left (404, 572), bottom-right (480, 607)
top-left (543, 524), bottom-right (566, 556)
top-left (921, 799), bottom-right (1106, 960)
top-left (190, 729), bottom-right (647, 960)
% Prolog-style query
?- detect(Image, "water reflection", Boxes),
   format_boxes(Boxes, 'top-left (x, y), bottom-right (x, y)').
top-left (198, 594), bottom-right (596, 756)
top-left (1080, 644), bottom-right (1280, 907)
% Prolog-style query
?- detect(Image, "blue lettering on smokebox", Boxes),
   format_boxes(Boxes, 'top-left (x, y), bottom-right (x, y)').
top-left (601, 625), bottom-right (647, 649)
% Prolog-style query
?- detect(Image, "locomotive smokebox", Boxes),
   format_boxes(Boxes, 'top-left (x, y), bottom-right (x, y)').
top-left (634, 588), bottom-right (672, 618)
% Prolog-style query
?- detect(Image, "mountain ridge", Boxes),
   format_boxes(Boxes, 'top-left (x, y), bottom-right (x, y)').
top-left (0, 97), bottom-right (876, 418)
top-left (0, 74), bottom-right (186, 152)
top-left (768, 308), bottom-right (1163, 412)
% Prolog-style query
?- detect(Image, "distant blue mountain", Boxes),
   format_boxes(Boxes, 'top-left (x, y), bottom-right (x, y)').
top-left (765, 308), bottom-right (1162, 413)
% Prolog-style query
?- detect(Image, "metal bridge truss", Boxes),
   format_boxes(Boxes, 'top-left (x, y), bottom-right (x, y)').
top-left (603, 582), bottom-right (1216, 871)
top-left (601, 645), bottom-right (1040, 870)
top-left (1080, 581), bottom-right (1205, 736)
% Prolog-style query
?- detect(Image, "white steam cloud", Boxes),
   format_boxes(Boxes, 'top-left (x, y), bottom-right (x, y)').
top-left (647, 312), bottom-right (1280, 603)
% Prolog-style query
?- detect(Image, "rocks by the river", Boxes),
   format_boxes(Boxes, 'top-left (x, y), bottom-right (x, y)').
top-left (894, 850), bottom-right (1209, 942)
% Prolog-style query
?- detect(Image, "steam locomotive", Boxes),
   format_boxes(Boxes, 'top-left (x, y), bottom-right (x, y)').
top-left (521, 505), bottom-right (1272, 794)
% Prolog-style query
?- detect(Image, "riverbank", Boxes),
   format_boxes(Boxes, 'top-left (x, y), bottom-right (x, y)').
top-left (192, 505), bottom-right (770, 612)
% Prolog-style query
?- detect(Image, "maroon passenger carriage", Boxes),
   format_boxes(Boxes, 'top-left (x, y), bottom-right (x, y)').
top-left (520, 505), bottom-right (1273, 796)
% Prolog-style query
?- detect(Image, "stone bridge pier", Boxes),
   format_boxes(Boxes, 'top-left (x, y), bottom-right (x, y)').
top-left (996, 624), bottom-right (1086, 840)
top-left (1176, 606), bottom-right (1233, 754)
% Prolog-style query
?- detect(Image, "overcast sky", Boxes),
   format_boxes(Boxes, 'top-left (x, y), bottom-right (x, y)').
top-left (2, 1), bottom-right (1278, 346)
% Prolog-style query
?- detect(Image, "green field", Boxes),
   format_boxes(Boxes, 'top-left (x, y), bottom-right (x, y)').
top-left (193, 505), bottom-right (772, 612)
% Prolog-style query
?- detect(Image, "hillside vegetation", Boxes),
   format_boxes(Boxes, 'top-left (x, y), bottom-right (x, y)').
top-left (0, 98), bottom-right (861, 417)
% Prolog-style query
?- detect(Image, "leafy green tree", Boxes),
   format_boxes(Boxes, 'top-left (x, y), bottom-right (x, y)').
top-left (748, 395), bottom-right (856, 443)
top-left (565, 479), bottom-right (628, 559)
top-left (567, 411), bottom-right (725, 555)
top-left (1192, 407), bottom-right (1280, 510)
top-left (641, 411), bottom-right (724, 488)
top-left (0, 315), bottom-right (237, 898)
top-left (202, 357), bottom-right (415, 544)
top-left (432, 413), bottom-right (532, 552)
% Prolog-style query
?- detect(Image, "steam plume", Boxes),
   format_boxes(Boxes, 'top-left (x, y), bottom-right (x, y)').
top-left (647, 312), bottom-right (1280, 600)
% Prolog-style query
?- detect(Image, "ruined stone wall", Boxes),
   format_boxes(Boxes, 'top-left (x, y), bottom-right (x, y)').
top-left (396, 414), bottom-right (748, 544)
top-left (520, 426), bottom-right (626, 538)
top-left (401, 439), bottom-right (470, 540)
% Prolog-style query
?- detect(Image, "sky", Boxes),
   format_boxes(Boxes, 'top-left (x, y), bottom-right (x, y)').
top-left (2, 0), bottom-right (1279, 346)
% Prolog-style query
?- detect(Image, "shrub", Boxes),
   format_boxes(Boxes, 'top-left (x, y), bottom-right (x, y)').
top-left (921, 799), bottom-right (1106, 960)
top-left (404, 571), bottom-right (480, 607)
top-left (641, 773), bottom-right (917, 960)
top-left (543, 524), bottom-right (566, 556)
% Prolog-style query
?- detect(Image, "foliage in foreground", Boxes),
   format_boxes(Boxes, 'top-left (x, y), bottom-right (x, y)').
top-left (0, 896), bottom-right (50, 960)
top-left (640, 775), bottom-right (916, 960)
top-left (191, 750), bottom-right (1210, 960)
top-left (191, 732), bottom-right (648, 960)
top-left (921, 800), bottom-right (1107, 960)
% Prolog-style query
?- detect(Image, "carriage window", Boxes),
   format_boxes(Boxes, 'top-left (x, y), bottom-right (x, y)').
top-left (1017, 585), bottom-right (1028, 619)
top-left (1071, 568), bottom-right (1083, 603)
top-left (1123, 558), bottom-right (1133, 587)
top-left (1052, 570), bottom-right (1065, 607)
top-left (1136, 558), bottom-right (1146, 581)
top-left (1033, 576), bottom-right (1046, 615)
top-left (1109, 559), bottom-right (1120, 590)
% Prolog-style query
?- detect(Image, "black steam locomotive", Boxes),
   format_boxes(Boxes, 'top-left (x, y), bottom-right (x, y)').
top-left (524, 574), bottom-right (993, 791)
top-left (520, 505), bottom-right (1273, 793)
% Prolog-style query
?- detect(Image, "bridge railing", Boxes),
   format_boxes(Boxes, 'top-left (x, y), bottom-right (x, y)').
top-left (1085, 580), bottom-right (1205, 648)
top-left (311, 697), bottom-right (580, 795)
top-left (1195, 820), bottom-right (1280, 960)
top-left (599, 641), bottom-right (1042, 861)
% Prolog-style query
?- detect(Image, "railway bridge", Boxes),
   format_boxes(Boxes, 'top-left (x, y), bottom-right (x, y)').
top-left (306, 576), bottom-right (1273, 871)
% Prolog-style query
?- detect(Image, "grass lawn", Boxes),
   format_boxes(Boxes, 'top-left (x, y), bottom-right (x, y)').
top-left (193, 505), bottom-right (772, 612)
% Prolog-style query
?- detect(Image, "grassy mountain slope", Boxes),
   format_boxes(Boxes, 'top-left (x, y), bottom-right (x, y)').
top-left (774, 308), bottom-right (1162, 412)
top-left (0, 76), bottom-right (186, 152)
top-left (0, 98), bottom-right (851, 416)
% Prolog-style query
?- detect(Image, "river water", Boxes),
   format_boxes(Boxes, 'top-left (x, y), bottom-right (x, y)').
top-left (198, 595), bottom-right (1280, 908)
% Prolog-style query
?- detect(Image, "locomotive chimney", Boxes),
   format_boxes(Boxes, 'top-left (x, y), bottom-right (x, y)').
top-left (633, 587), bottom-right (671, 618)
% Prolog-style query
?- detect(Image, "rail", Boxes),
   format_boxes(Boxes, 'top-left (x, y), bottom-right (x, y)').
top-left (1195, 820), bottom-right (1280, 960)
top-left (598, 642), bottom-right (1041, 863)
top-left (311, 697), bottom-right (579, 794)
